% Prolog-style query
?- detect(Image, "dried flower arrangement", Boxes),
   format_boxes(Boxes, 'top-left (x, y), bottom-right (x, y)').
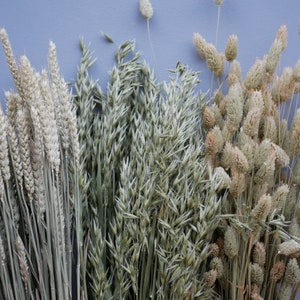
top-left (0, 1), bottom-right (299, 299)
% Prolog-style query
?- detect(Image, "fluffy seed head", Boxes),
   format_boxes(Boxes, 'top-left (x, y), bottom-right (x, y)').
top-left (229, 60), bottom-right (242, 83)
top-left (250, 194), bottom-right (272, 221)
top-left (209, 243), bottom-right (220, 257)
top-left (212, 126), bottom-right (224, 152)
top-left (203, 269), bottom-right (218, 287)
top-left (275, 25), bottom-right (288, 51)
top-left (263, 116), bottom-right (277, 143)
top-left (221, 142), bottom-right (234, 169)
top-left (250, 263), bottom-right (264, 286)
top-left (272, 184), bottom-right (289, 212)
top-left (243, 107), bottom-right (262, 137)
top-left (224, 226), bottom-right (238, 259)
top-left (205, 129), bottom-right (219, 157)
top-left (193, 32), bottom-right (207, 59)
top-left (254, 139), bottom-right (273, 169)
top-left (237, 129), bottom-right (253, 148)
top-left (245, 90), bottom-right (265, 114)
top-left (270, 260), bottom-right (285, 281)
top-left (232, 146), bottom-right (249, 173)
top-left (209, 257), bottom-right (224, 278)
top-left (278, 240), bottom-right (300, 257)
top-left (205, 42), bottom-right (225, 76)
top-left (230, 168), bottom-right (245, 199)
top-left (214, 166), bottom-right (231, 191)
top-left (211, 103), bottom-right (224, 127)
top-left (227, 73), bottom-right (240, 87)
top-left (139, 0), bottom-right (153, 19)
top-left (203, 106), bottom-right (216, 129)
top-left (226, 82), bottom-right (244, 130)
top-left (271, 144), bottom-right (289, 167)
top-left (266, 39), bottom-right (283, 76)
top-left (271, 67), bottom-right (295, 103)
top-left (222, 121), bottom-right (236, 140)
top-left (254, 156), bottom-right (275, 186)
top-left (284, 258), bottom-right (300, 284)
top-left (253, 242), bottom-right (266, 267)
top-left (225, 34), bottom-right (238, 62)
top-left (241, 142), bottom-right (255, 171)
top-left (244, 58), bottom-right (266, 91)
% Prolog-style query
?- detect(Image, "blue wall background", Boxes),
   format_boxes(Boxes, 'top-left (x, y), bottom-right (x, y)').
top-left (0, 0), bottom-right (300, 96)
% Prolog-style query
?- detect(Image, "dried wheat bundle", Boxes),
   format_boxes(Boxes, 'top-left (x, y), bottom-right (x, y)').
top-left (0, 28), bottom-right (80, 299)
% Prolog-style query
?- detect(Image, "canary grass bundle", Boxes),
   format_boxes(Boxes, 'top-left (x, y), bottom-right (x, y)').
top-left (196, 24), bottom-right (300, 299)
